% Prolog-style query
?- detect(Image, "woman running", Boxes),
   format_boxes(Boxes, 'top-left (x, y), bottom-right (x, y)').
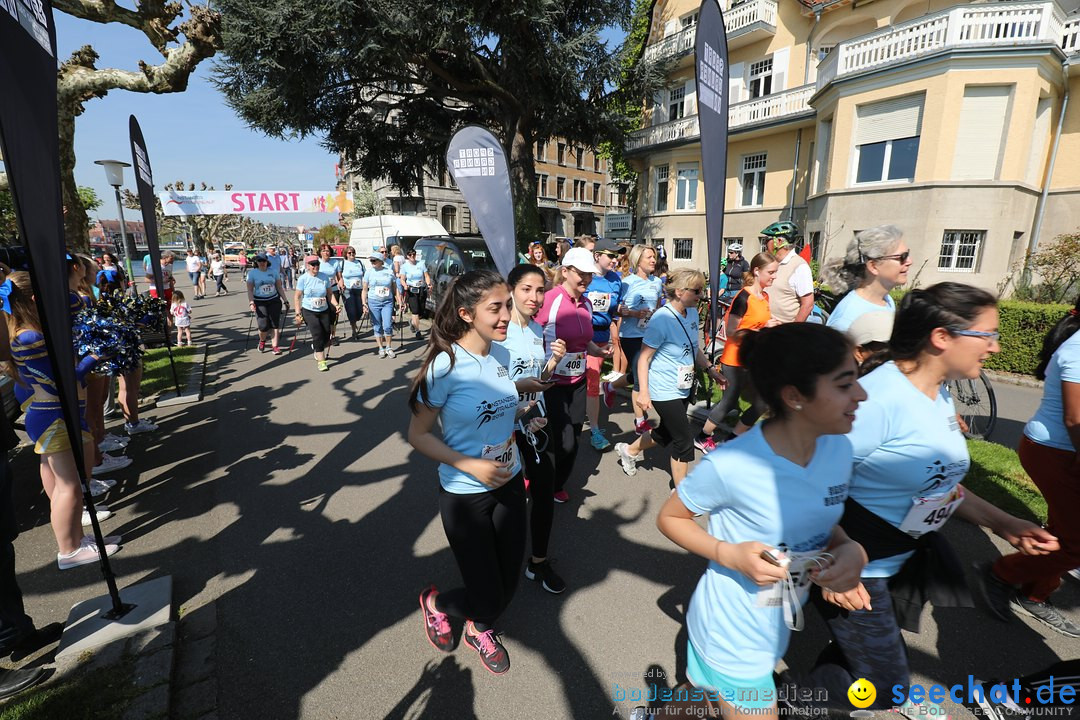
top-left (823, 225), bottom-right (911, 332)
top-left (317, 244), bottom-right (344, 346)
top-left (340, 248), bottom-right (367, 340)
top-left (614, 269), bottom-right (725, 486)
top-left (656, 323), bottom-right (868, 720)
top-left (408, 270), bottom-right (527, 675)
top-left (803, 283), bottom-right (1057, 710)
top-left (399, 248), bottom-right (432, 340)
top-left (695, 252), bottom-right (779, 453)
top-left (247, 253), bottom-right (286, 355)
top-left (363, 252), bottom-right (399, 358)
top-left (536, 247), bottom-right (612, 504)
top-left (978, 297), bottom-right (1080, 636)
top-left (584, 239), bottom-right (627, 452)
top-left (603, 245), bottom-right (662, 435)
top-left (294, 256), bottom-right (339, 372)
top-left (498, 264), bottom-right (568, 594)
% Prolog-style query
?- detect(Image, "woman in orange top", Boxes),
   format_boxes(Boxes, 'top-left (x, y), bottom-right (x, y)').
top-left (695, 252), bottom-right (779, 453)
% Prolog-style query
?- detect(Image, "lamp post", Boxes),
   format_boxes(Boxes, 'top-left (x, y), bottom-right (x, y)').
top-left (94, 159), bottom-right (137, 294)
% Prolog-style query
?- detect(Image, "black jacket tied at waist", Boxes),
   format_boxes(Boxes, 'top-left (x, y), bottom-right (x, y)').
top-left (837, 497), bottom-right (973, 633)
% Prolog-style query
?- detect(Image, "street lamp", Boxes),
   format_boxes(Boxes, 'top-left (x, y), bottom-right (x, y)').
top-left (94, 159), bottom-right (137, 293)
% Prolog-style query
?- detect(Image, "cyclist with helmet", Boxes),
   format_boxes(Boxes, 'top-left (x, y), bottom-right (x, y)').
top-left (760, 222), bottom-right (814, 324)
top-left (720, 244), bottom-right (750, 306)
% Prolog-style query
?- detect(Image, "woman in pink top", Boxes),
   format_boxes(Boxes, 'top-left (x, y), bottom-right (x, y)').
top-left (535, 248), bottom-right (614, 503)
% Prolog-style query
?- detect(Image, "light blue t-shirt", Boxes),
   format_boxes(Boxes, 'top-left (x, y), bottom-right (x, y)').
top-left (1025, 331), bottom-right (1080, 451)
top-left (401, 261), bottom-right (427, 288)
top-left (846, 361), bottom-right (969, 577)
top-left (622, 274), bottom-right (664, 338)
top-left (265, 254), bottom-right (282, 277)
top-left (318, 259), bottom-right (341, 289)
top-left (422, 344), bottom-right (523, 494)
top-left (365, 267), bottom-right (396, 304)
top-left (678, 425), bottom-right (851, 680)
top-left (826, 291), bottom-right (896, 332)
top-left (247, 268), bottom-right (280, 300)
top-left (496, 319), bottom-right (548, 416)
top-left (341, 259), bottom-right (366, 294)
top-left (587, 270), bottom-right (627, 343)
top-left (643, 305), bottom-right (699, 401)
top-left (296, 272), bottom-right (331, 312)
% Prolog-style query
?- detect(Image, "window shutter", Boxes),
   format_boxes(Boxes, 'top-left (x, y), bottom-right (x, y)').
top-left (685, 79), bottom-right (696, 116)
top-left (771, 48), bottom-right (789, 92)
top-left (951, 86), bottom-right (1011, 181)
top-left (653, 91), bottom-right (667, 124)
top-left (854, 94), bottom-right (925, 145)
top-left (1026, 97), bottom-right (1053, 186)
top-left (729, 62), bottom-right (744, 104)
top-left (664, 19), bottom-right (679, 36)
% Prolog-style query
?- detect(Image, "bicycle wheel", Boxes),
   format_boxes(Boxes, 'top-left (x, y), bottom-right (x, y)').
top-left (948, 371), bottom-right (997, 441)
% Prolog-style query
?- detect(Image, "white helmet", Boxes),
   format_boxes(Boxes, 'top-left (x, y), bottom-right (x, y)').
top-left (728, 243), bottom-right (743, 253)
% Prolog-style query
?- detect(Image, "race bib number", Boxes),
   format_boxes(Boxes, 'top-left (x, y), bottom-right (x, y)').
top-left (588, 291), bottom-right (611, 313)
top-left (676, 364), bottom-right (695, 390)
top-left (309, 296), bottom-right (327, 310)
top-left (755, 549), bottom-right (823, 609)
top-left (350, 278), bottom-right (362, 289)
top-left (898, 486), bottom-right (965, 538)
top-left (373, 286), bottom-right (391, 298)
top-left (258, 283), bottom-right (274, 297)
top-left (555, 351), bottom-right (586, 377)
top-left (638, 311), bottom-right (652, 330)
top-left (481, 437), bottom-right (518, 467)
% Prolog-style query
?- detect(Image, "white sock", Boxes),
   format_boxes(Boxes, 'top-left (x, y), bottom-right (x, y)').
top-left (635, 417), bottom-right (644, 425)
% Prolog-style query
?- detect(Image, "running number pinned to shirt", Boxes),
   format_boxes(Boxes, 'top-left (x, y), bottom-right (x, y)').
top-left (372, 286), bottom-right (391, 298)
top-left (898, 486), bottom-right (965, 538)
top-left (638, 310), bottom-right (652, 331)
top-left (481, 436), bottom-right (518, 468)
top-left (350, 278), bottom-right (362, 289)
top-left (258, 283), bottom-right (274, 297)
top-left (309, 296), bottom-right (327, 310)
top-left (676, 364), bottom-right (695, 390)
top-left (588, 291), bottom-right (611, 313)
top-left (555, 351), bottom-right (586, 377)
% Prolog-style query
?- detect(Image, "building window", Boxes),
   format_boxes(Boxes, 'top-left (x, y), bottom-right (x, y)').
top-left (854, 94), bottom-right (923, 185)
top-left (557, 177), bottom-right (566, 200)
top-left (558, 143), bottom-right (566, 165)
top-left (808, 231), bottom-right (822, 262)
top-left (536, 140), bottom-right (546, 161)
top-left (938, 230), bottom-right (983, 272)
top-left (740, 153), bottom-right (766, 207)
top-left (723, 237), bottom-right (743, 253)
top-left (674, 238), bottom-right (693, 260)
top-left (676, 163), bottom-right (699, 211)
top-left (856, 137), bottom-right (920, 184)
top-left (669, 86), bottom-right (686, 121)
top-left (576, 148), bottom-right (584, 170)
top-left (681, 11), bottom-right (699, 28)
top-left (441, 206), bottom-right (457, 233)
top-left (592, 183), bottom-right (601, 204)
top-left (536, 173), bottom-right (548, 197)
top-left (748, 58), bottom-right (773, 99)
top-left (654, 165), bottom-right (669, 213)
top-left (594, 155), bottom-right (601, 173)
top-left (573, 179), bottom-right (585, 202)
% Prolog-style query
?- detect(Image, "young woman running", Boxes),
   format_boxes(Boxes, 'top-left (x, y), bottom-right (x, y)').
top-left (614, 269), bottom-right (725, 486)
top-left (584, 239), bottom-right (627, 452)
top-left (340, 248), bottom-right (367, 340)
top-left (979, 297), bottom-right (1080, 636)
top-left (536, 247), bottom-right (612, 504)
top-left (398, 249), bottom-right (432, 340)
top-left (695, 252), bottom-right (779, 453)
top-left (498, 264), bottom-right (568, 594)
top-left (603, 245), bottom-right (662, 435)
top-left (294, 256), bottom-right (339, 372)
top-left (655, 323), bottom-right (868, 720)
top-left (409, 270), bottom-right (527, 675)
top-left (363, 252), bottom-right (399, 358)
top-left (803, 283), bottom-right (1057, 710)
top-left (247, 253), bottom-right (287, 354)
top-left (823, 225), bottom-right (911, 332)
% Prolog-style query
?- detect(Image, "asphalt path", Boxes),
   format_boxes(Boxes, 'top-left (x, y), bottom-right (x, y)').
top-left (8, 286), bottom-right (1076, 720)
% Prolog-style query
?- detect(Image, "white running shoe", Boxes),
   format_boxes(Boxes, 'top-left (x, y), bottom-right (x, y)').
top-left (58, 536), bottom-right (119, 570)
top-left (124, 418), bottom-right (158, 435)
top-left (615, 442), bottom-right (643, 477)
top-left (600, 370), bottom-right (625, 383)
top-left (385, 347), bottom-right (397, 359)
top-left (92, 454), bottom-right (132, 476)
top-left (98, 437), bottom-right (126, 453)
top-left (81, 505), bottom-right (112, 526)
top-left (378, 348), bottom-right (387, 358)
top-left (89, 479), bottom-right (113, 497)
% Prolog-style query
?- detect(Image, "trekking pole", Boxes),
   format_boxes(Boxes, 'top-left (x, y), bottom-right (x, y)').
top-left (243, 309), bottom-right (255, 350)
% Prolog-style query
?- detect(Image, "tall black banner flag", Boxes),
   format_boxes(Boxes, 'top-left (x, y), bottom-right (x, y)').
top-left (695, 0), bottom-right (730, 355)
top-left (446, 126), bottom-right (516, 278)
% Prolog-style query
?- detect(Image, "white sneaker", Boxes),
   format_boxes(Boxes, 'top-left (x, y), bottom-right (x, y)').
top-left (90, 477), bottom-right (116, 489)
top-left (600, 370), bottom-right (625, 383)
top-left (378, 348), bottom-right (387, 358)
top-left (385, 347), bottom-right (396, 358)
top-left (104, 432), bottom-right (129, 446)
top-left (1068, 568), bottom-right (1080, 583)
top-left (81, 505), bottom-right (113, 526)
top-left (615, 442), bottom-right (642, 477)
top-left (99, 438), bottom-right (126, 453)
top-left (58, 536), bottom-right (119, 570)
top-left (92, 454), bottom-right (132, 476)
top-left (124, 418), bottom-right (158, 435)
top-left (89, 479), bottom-right (113, 497)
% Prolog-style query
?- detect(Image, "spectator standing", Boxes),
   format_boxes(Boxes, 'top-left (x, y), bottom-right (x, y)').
top-left (761, 222), bottom-right (814, 323)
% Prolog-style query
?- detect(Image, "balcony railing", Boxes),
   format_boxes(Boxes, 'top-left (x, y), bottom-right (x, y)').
top-left (817, 0), bottom-right (1077, 92)
top-left (641, 0), bottom-right (778, 64)
top-left (625, 84), bottom-right (814, 152)
top-left (643, 25), bottom-right (697, 64)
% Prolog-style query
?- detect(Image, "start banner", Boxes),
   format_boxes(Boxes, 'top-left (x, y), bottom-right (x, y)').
top-left (160, 189), bottom-right (354, 216)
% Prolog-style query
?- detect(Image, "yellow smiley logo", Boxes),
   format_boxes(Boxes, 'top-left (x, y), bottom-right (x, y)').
top-left (848, 678), bottom-right (876, 709)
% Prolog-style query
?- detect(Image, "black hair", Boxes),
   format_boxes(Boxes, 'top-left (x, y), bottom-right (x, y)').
top-left (408, 269), bottom-right (508, 414)
top-left (508, 263), bottom-right (546, 289)
top-left (738, 323), bottom-right (854, 420)
top-left (1035, 296), bottom-right (1080, 380)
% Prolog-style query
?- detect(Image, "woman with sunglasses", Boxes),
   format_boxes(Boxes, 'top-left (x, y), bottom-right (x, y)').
top-left (584, 239), bottom-right (628, 452)
top-left (317, 244), bottom-right (344, 345)
top-left (614, 269), bottom-right (724, 487)
top-left (246, 253), bottom-right (287, 354)
top-left (399, 249), bottom-right (432, 340)
top-left (294, 256), bottom-right (340, 372)
top-left (823, 226), bottom-right (911, 333)
top-left (340, 247), bottom-right (367, 340)
top-left (802, 283), bottom-right (1057, 711)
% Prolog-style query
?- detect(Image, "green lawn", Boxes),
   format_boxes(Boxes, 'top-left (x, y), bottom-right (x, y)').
top-left (139, 345), bottom-right (197, 398)
top-left (0, 655), bottom-right (137, 720)
top-left (964, 439), bottom-right (1046, 524)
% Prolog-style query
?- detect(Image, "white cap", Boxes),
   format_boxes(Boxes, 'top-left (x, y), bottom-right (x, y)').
top-left (847, 310), bottom-right (895, 347)
top-left (561, 247), bottom-right (599, 275)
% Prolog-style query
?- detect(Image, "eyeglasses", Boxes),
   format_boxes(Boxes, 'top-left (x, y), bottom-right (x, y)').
top-left (948, 328), bottom-right (1000, 342)
top-left (596, 251), bottom-right (619, 259)
top-left (681, 287), bottom-right (704, 295)
top-left (871, 251), bottom-right (911, 264)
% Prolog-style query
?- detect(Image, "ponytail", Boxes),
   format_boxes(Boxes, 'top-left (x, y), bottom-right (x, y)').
top-left (1034, 298), bottom-right (1080, 380)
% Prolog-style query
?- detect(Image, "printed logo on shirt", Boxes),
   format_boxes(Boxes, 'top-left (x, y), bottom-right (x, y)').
top-left (511, 358), bottom-right (537, 377)
top-left (475, 396), bottom-right (517, 428)
top-left (824, 484), bottom-right (847, 507)
top-left (921, 459), bottom-right (966, 494)
top-left (496, 365), bottom-right (509, 378)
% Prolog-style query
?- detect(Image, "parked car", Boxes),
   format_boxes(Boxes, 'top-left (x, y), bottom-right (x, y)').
top-left (412, 235), bottom-right (496, 315)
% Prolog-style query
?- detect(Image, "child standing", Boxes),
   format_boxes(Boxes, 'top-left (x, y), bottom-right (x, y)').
top-left (171, 291), bottom-right (192, 346)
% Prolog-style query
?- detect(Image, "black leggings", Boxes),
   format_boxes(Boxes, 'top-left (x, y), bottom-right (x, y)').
top-left (705, 363), bottom-right (767, 429)
top-left (254, 298), bottom-right (282, 332)
top-left (301, 308), bottom-right (332, 353)
top-left (651, 397), bottom-right (694, 462)
top-left (517, 433), bottom-right (554, 559)
top-left (543, 382), bottom-right (586, 493)
top-left (436, 474), bottom-right (527, 628)
top-left (343, 291), bottom-right (364, 324)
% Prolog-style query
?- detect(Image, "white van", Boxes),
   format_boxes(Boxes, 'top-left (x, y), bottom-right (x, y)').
top-left (349, 215), bottom-right (448, 255)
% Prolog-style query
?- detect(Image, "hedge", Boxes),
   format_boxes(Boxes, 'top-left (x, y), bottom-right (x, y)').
top-left (984, 300), bottom-right (1071, 376)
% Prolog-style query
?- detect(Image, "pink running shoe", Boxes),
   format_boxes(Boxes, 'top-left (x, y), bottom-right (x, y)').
top-left (419, 586), bottom-right (455, 653)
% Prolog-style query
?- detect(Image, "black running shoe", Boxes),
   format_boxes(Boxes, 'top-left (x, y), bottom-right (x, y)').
top-left (463, 622), bottom-right (509, 675)
top-left (1012, 596), bottom-right (1080, 637)
top-left (418, 586), bottom-right (455, 652)
top-left (525, 559), bottom-right (566, 594)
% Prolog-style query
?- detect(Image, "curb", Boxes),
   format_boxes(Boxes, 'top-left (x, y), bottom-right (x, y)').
top-left (983, 369), bottom-right (1043, 390)
top-left (156, 344), bottom-right (209, 407)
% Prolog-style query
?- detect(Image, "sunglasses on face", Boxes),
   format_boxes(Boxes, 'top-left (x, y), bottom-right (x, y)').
top-left (872, 251), bottom-right (911, 264)
top-left (948, 328), bottom-right (1000, 342)
top-left (681, 286), bottom-right (704, 295)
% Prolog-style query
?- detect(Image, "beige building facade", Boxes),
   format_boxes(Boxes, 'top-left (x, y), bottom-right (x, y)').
top-left (629, 0), bottom-right (1080, 293)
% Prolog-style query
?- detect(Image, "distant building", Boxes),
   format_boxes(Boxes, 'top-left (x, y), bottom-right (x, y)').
top-left (90, 219), bottom-right (146, 247)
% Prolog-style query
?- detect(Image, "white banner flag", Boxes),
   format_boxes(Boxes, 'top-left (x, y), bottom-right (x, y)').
top-left (159, 190), bottom-right (354, 217)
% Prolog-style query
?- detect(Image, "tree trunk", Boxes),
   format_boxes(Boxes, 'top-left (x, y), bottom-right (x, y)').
top-left (506, 120), bottom-right (540, 254)
top-left (58, 106), bottom-right (89, 251)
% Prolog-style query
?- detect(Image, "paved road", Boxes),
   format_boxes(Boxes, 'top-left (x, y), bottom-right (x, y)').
top-left (8, 291), bottom-right (1076, 720)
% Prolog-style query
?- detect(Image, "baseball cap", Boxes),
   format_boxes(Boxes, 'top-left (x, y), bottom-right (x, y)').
top-left (847, 310), bottom-right (895, 347)
top-left (561, 247), bottom-right (599, 274)
top-left (305, 255), bottom-right (319, 265)
top-left (254, 253), bottom-right (268, 263)
top-left (594, 238), bottom-right (626, 255)
top-left (369, 251), bottom-right (386, 262)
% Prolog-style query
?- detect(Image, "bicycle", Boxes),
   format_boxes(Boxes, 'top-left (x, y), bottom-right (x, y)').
top-left (947, 370), bottom-right (997, 441)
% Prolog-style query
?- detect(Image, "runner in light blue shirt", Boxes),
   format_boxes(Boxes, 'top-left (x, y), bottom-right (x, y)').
top-left (398, 249), bottom-right (432, 339)
top-left (340, 249), bottom-right (367, 339)
top-left (364, 253), bottom-right (399, 357)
